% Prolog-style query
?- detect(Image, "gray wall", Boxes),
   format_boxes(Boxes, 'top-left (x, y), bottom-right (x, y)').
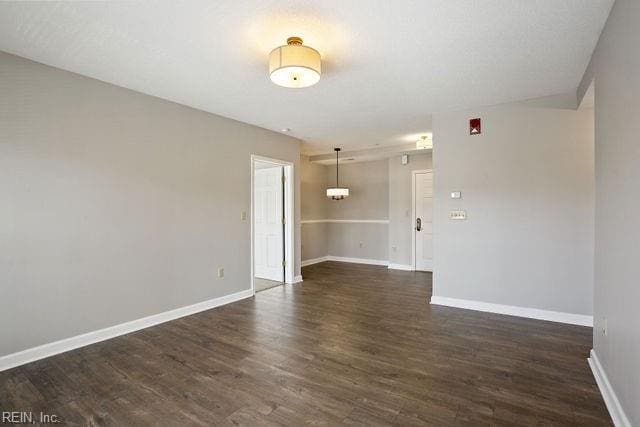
top-left (0, 51), bottom-right (301, 357)
top-left (301, 155), bottom-right (327, 261)
top-left (300, 158), bottom-right (391, 263)
top-left (579, 0), bottom-right (639, 423)
top-left (326, 159), bottom-right (389, 262)
top-left (301, 223), bottom-right (327, 261)
top-left (432, 105), bottom-right (594, 316)
top-left (326, 222), bottom-right (388, 261)
top-left (301, 155), bottom-right (327, 220)
top-left (301, 155), bottom-right (436, 265)
top-left (326, 160), bottom-right (389, 220)
top-left (388, 153), bottom-right (433, 266)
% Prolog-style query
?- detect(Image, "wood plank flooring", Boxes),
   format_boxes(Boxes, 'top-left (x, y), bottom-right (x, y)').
top-left (0, 262), bottom-right (611, 425)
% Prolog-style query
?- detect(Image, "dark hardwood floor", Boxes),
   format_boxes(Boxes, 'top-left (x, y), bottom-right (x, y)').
top-left (0, 262), bottom-right (611, 425)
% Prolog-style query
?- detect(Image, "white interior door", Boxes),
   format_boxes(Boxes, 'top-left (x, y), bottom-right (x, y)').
top-left (415, 172), bottom-right (433, 271)
top-left (254, 165), bottom-right (284, 281)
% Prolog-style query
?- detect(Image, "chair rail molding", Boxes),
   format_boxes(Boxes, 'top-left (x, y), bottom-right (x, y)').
top-left (301, 219), bottom-right (389, 224)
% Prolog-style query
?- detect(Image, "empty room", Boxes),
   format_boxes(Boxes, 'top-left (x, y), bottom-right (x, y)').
top-left (1, 1), bottom-right (637, 426)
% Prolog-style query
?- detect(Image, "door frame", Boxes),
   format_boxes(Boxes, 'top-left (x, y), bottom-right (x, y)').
top-left (250, 155), bottom-right (295, 294)
top-left (411, 169), bottom-right (433, 271)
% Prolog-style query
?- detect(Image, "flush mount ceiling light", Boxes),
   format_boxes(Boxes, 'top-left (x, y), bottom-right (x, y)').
top-left (269, 36), bottom-right (321, 88)
top-left (416, 135), bottom-right (433, 150)
top-left (327, 148), bottom-right (349, 200)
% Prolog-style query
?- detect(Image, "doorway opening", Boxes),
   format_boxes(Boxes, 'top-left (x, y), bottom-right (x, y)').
top-left (251, 155), bottom-right (294, 293)
top-left (412, 170), bottom-right (433, 271)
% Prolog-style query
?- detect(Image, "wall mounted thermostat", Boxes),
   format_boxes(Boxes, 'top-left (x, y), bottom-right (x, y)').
top-left (401, 154), bottom-right (409, 165)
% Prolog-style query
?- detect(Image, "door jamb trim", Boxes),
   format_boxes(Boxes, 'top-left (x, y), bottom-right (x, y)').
top-left (250, 155), bottom-right (295, 294)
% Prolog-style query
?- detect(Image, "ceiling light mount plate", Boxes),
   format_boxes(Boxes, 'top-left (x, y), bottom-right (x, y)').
top-left (416, 135), bottom-right (432, 150)
top-left (286, 36), bottom-right (303, 46)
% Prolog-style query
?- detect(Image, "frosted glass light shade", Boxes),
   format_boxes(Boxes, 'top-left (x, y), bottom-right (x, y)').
top-left (327, 188), bottom-right (349, 200)
top-left (269, 38), bottom-right (321, 88)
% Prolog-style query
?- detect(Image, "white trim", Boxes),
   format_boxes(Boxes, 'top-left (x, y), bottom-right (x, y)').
top-left (301, 219), bottom-right (389, 224)
top-left (290, 275), bottom-right (304, 284)
top-left (411, 169), bottom-right (433, 271)
top-left (301, 256), bottom-right (330, 266)
top-left (303, 257), bottom-right (410, 269)
top-left (0, 289), bottom-right (253, 372)
top-left (430, 296), bottom-right (593, 327)
top-left (588, 349), bottom-right (632, 427)
top-left (388, 263), bottom-right (414, 271)
top-left (327, 256), bottom-right (389, 266)
top-left (250, 155), bottom-right (295, 293)
top-left (414, 259), bottom-right (433, 272)
top-left (301, 256), bottom-right (389, 266)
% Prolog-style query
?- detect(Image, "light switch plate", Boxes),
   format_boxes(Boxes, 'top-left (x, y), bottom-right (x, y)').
top-left (449, 210), bottom-right (467, 220)
top-left (450, 191), bottom-right (462, 199)
top-left (241, 211), bottom-right (247, 221)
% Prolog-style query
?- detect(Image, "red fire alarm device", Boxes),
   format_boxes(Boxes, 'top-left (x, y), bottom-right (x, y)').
top-left (469, 118), bottom-right (481, 135)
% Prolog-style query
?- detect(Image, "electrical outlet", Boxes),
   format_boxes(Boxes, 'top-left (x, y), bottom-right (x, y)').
top-left (359, 242), bottom-right (364, 248)
top-left (217, 268), bottom-right (224, 278)
top-left (241, 211), bottom-right (247, 221)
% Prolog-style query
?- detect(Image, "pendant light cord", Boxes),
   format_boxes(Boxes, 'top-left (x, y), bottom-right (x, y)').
top-left (336, 149), bottom-right (339, 187)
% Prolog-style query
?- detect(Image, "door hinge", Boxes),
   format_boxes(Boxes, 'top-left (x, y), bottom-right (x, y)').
top-left (282, 175), bottom-right (286, 183)
top-left (283, 260), bottom-right (287, 267)
top-left (282, 217), bottom-right (286, 225)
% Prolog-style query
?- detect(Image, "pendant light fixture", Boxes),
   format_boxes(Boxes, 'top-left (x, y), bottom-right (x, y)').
top-left (327, 148), bottom-right (349, 200)
top-left (269, 36), bottom-right (321, 88)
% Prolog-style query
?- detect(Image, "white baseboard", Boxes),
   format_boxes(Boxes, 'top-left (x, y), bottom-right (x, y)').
top-left (301, 256), bottom-right (329, 267)
top-left (388, 263), bottom-right (414, 271)
top-left (291, 275), bottom-right (303, 283)
top-left (303, 256), bottom-right (398, 268)
top-left (0, 288), bottom-right (254, 372)
top-left (430, 296), bottom-right (593, 327)
top-left (327, 256), bottom-right (389, 266)
top-left (588, 349), bottom-right (632, 427)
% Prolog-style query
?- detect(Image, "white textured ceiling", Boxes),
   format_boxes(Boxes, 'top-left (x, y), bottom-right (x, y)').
top-left (0, 0), bottom-right (612, 154)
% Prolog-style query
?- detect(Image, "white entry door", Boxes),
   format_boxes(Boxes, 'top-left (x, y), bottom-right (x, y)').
top-left (415, 171), bottom-right (433, 271)
top-left (254, 165), bottom-right (284, 282)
